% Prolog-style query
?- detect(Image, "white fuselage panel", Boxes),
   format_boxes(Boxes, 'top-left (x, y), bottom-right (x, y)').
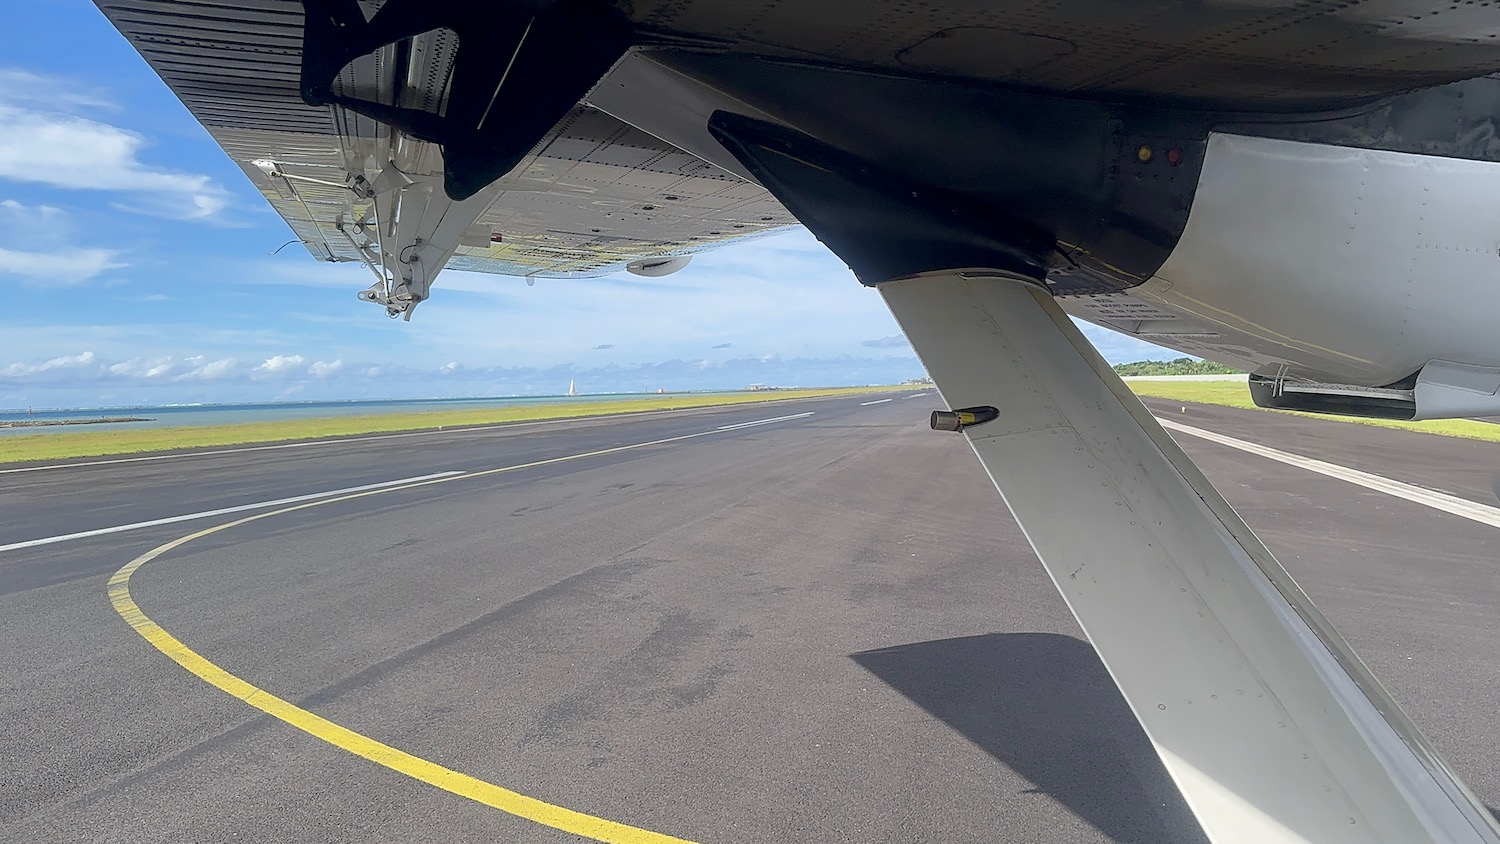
top-left (1063, 133), bottom-right (1500, 386)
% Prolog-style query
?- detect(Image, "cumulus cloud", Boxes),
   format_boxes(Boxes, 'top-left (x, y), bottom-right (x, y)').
top-left (0, 71), bottom-right (232, 221)
top-left (0, 350), bottom-right (927, 404)
top-left (108, 356), bottom-right (176, 378)
top-left (253, 354), bottom-right (306, 376)
top-left (3, 351), bottom-right (360, 393)
top-left (308, 359), bottom-right (344, 377)
top-left (711, 342), bottom-right (732, 349)
top-left (592, 343), bottom-right (615, 350)
top-left (2, 351), bottom-right (96, 377)
top-left (178, 356), bottom-right (238, 380)
top-left (861, 335), bottom-right (910, 349)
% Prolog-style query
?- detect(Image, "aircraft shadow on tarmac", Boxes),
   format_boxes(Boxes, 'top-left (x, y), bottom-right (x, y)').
top-left (851, 632), bottom-right (1209, 843)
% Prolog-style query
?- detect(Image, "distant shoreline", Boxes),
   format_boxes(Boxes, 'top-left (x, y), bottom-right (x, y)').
top-left (0, 387), bottom-right (902, 464)
top-left (0, 417), bottom-right (151, 429)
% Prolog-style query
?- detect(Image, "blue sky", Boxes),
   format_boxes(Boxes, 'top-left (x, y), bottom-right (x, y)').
top-left (4, 3), bottom-right (1176, 410)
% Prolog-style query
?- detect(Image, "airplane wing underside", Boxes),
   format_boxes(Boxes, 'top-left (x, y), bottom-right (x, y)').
top-left (94, 0), bottom-right (1500, 393)
top-left (97, 0), bottom-right (796, 316)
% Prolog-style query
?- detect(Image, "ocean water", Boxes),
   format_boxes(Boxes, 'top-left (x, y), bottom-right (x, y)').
top-left (0, 393), bottom-right (689, 437)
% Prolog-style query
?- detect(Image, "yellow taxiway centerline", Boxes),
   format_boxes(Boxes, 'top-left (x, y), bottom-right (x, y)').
top-left (103, 433), bottom-right (754, 843)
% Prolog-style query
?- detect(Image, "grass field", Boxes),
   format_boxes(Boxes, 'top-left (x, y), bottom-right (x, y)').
top-left (0, 387), bottom-right (906, 464)
top-left (16, 379), bottom-right (1487, 465)
top-left (1128, 379), bottom-right (1500, 444)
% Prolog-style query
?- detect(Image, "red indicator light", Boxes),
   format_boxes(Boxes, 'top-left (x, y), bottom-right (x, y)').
top-left (1167, 147), bottom-right (1183, 166)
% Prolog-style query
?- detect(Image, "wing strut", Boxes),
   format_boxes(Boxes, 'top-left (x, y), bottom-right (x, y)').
top-left (707, 106), bottom-right (1499, 841)
top-left (881, 272), bottom-right (1500, 843)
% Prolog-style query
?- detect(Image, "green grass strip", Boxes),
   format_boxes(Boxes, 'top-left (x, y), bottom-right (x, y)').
top-left (1, 387), bottom-right (906, 464)
top-left (1128, 380), bottom-right (1500, 444)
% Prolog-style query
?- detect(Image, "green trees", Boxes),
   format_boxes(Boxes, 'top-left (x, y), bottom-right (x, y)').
top-left (1113, 358), bottom-right (1241, 377)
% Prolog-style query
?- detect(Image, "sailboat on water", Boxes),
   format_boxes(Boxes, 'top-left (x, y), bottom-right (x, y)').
top-left (567, 378), bottom-right (577, 397)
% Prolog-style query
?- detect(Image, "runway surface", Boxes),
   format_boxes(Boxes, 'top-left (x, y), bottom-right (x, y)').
top-left (3, 393), bottom-right (1499, 842)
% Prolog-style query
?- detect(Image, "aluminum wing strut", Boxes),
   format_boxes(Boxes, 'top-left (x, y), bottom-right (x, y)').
top-left (882, 272), bottom-right (1500, 843)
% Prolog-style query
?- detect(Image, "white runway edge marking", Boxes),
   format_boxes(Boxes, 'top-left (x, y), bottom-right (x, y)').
top-left (859, 398), bottom-right (893, 406)
top-left (0, 473), bottom-right (465, 553)
top-left (0, 401), bottom-right (809, 476)
top-left (904, 392), bottom-right (930, 399)
top-left (715, 411), bottom-right (815, 431)
top-left (1158, 417), bottom-right (1500, 529)
top-left (3, 411), bottom-right (816, 554)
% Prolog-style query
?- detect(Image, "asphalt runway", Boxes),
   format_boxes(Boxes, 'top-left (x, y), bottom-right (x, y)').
top-left (4, 393), bottom-right (1499, 843)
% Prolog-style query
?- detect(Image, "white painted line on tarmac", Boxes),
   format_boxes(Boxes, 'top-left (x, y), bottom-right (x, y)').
top-left (859, 399), bottom-right (893, 406)
top-left (0, 401), bottom-right (823, 476)
top-left (715, 412), bottom-right (815, 431)
top-left (5, 410), bottom-right (821, 553)
top-left (1158, 418), bottom-right (1500, 529)
top-left (0, 472), bottom-right (464, 553)
top-left (904, 393), bottom-right (930, 399)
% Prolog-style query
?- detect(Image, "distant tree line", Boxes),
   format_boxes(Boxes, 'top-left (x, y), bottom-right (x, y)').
top-left (1112, 357), bottom-right (1242, 377)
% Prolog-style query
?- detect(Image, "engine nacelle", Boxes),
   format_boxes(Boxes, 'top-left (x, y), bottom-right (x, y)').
top-left (626, 256), bottom-right (692, 277)
top-left (1248, 360), bottom-right (1500, 421)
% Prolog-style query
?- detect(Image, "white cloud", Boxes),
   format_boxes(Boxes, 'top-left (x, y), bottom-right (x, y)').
top-left (253, 354), bottom-right (307, 376)
top-left (2, 198), bottom-right (68, 238)
top-left (308, 359), bottom-right (344, 377)
top-left (0, 245), bottom-right (125, 285)
top-left (0, 199), bottom-right (127, 285)
top-left (1, 351), bottom-right (96, 377)
top-left (228, 229), bottom-right (902, 370)
top-left (0, 70), bottom-right (116, 111)
top-left (1, 198), bottom-right (55, 214)
top-left (109, 356), bottom-right (177, 378)
top-left (0, 71), bottom-right (231, 221)
top-left (0, 347), bottom-right (927, 406)
top-left (177, 356), bottom-right (239, 381)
